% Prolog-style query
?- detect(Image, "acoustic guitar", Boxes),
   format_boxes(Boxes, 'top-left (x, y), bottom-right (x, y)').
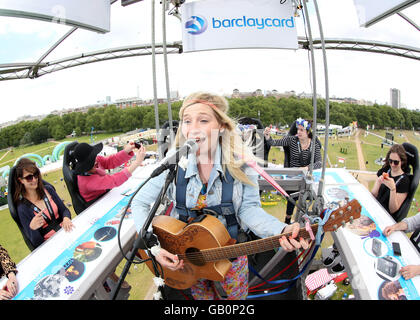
top-left (138, 199), bottom-right (361, 289)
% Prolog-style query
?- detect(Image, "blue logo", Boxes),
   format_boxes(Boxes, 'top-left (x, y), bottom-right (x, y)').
top-left (185, 15), bottom-right (208, 35)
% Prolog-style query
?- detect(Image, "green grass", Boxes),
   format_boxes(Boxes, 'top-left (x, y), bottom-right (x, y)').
top-left (0, 133), bottom-right (120, 168)
top-left (361, 143), bottom-right (384, 172)
top-left (0, 208), bottom-right (31, 263)
top-left (326, 137), bottom-right (359, 169)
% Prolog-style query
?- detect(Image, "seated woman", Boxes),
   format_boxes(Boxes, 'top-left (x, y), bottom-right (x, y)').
top-left (371, 144), bottom-right (410, 216)
top-left (14, 158), bottom-right (74, 249)
top-left (71, 141), bottom-right (146, 203)
top-left (0, 244), bottom-right (18, 300)
top-left (264, 118), bottom-right (322, 223)
top-left (131, 92), bottom-right (309, 300)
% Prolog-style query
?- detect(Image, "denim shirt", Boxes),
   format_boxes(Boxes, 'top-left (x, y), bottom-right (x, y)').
top-left (131, 143), bottom-right (287, 239)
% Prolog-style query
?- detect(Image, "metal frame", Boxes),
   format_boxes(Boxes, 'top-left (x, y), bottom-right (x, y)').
top-left (300, 37), bottom-right (420, 61)
top-left (0, 42), bottom-right (182, 81)
top-left (2, 38), bottom-right (419, 81)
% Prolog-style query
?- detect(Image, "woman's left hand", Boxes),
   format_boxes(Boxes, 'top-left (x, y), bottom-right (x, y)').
top-left (279, 223), bottom-right (310, 252)
top-left (6, 272), bottom-right (18, 297)
top-left (62, 217), bottom-right (74, 232)
top-left (124, 142), bottom-right (136, 153)
top-left (382, 175), bottom-right (396, 191)
top-left (400, 265), bottom-right (420, 280)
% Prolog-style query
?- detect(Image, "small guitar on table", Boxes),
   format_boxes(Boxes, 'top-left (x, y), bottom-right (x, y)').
top-left (138, 199), bottom-right (361, 289)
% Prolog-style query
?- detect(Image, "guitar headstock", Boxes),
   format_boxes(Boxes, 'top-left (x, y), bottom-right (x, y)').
top-left (323, 199), bottom-right (362, 232)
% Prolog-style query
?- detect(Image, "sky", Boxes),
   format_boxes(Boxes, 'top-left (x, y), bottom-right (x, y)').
top-left (0, 0), bottom-right (419, 124)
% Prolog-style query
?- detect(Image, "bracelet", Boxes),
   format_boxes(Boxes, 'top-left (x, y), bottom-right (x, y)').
top-left (390, 188), bottom-right (396, 192)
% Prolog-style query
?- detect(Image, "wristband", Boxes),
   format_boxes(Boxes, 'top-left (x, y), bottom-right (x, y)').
top-left (150, 244), bottom-right (161, 257)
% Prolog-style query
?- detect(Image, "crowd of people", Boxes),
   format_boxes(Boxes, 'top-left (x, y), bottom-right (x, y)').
top-left (1, 91), bottom-right (419, 300)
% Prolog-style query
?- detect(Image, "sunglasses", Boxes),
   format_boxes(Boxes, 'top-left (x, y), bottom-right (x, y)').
top-left (388, 159), bottom-right (400, 166)
top-left (21, 173), bottom-right (39, 182)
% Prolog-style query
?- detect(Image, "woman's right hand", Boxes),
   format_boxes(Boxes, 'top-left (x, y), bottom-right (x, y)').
top-left (155, 248), bottom-right (184, 271)
top-left (127, 145), bottom-right (147, 174)
top-left (29, 213), bottom-right (45, 230)
top-left (0, 289), bottom-right (13, 300)
top-left (134, 145), bottom-right (146, 166)
top-left (62, 217), bottom-right (74, 232)
top-left (383, 221), bottom-right (408, 237)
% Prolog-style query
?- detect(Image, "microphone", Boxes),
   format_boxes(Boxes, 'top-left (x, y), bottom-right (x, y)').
top-left (149, 139), bottom-right (198, 178)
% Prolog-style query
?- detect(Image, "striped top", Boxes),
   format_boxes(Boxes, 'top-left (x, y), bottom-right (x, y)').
top-left (267, 135), bottom-right (322, 169)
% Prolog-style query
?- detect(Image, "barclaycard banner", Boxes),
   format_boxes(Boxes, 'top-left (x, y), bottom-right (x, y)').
top-left (0, 0), bottom-right (110, 33)
top-left (353, 0), bottom-right (418, 27)
top-left (180, 0), bottom-right (298, 52)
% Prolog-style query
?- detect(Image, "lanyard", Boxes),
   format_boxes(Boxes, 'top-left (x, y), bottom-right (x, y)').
top-left (23, 194), bottom-right (57, 224)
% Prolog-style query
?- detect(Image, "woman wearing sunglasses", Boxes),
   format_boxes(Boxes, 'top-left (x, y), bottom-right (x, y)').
top-left (13, 158), bottom-right (74, 248)
top-left (371, 144), bottom-right (410, 216)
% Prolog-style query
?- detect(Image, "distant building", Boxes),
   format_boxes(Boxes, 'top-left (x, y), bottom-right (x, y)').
top-left (390, 88), bottom-right (401, 109)
top-left (231, 89), bottom-right (295, 99)
top-left (297, 92), bottom-right (322, 99)
top-left (231, 89), bottom-right (260, 99)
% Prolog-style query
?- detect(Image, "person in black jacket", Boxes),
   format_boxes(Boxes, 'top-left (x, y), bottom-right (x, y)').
top-left (13, 158), bottom-right (74, 249)
top-left (0, 244), bottom-right (18, 300)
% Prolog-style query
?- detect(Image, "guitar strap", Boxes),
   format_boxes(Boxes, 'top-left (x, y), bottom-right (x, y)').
top-left (175, 167), bottom-right (239, 241)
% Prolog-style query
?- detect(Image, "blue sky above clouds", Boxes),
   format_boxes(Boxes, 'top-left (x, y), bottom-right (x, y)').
top-left (0, 0), bottom-right (419, 124)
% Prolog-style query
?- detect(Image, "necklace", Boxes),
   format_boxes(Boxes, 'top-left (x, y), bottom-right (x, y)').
top-left (299, 138), bottom-right (311, 150)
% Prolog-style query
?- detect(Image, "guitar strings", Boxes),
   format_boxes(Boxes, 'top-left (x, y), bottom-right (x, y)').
top-left (175, 226), bottom-right (318, 263)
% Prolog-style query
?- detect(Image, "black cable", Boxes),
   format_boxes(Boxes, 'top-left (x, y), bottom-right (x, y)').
top-left (117, 175), bottom-right (153, 264)
top-left (112, 165), bottom-right (177, 300)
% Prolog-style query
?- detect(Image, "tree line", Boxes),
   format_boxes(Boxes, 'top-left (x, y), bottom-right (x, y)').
top-left (1, 96), bottom-right (419, 149)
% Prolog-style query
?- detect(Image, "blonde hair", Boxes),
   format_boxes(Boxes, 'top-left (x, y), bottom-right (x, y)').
top-left (175, 91), bottom-right (263, 185)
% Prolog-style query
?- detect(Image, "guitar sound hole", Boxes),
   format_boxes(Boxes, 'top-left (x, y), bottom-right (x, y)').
top-left (185, 248), bottom-right (205, 266)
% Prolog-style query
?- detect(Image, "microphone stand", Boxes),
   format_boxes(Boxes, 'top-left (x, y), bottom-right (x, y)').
top-left (111, 164), bottom-right (178, 300)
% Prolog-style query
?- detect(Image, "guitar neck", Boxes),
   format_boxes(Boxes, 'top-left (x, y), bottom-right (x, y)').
top-left (200, 224), bottom-right (318, 262)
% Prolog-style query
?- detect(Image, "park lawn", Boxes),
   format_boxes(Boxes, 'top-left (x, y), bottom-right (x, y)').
top-left (404, 131), bottom-right (420, 151)
top-left (327, 137), bottom-right (359, 170)
top-left (0, 133), bottom-right (122, 168)
top-left (0, 208), bottom-right (31, 263)
top-left (60, 132), bottom-right (122, 144)
top-left (360, 130), bottom-right (384, 145)
top-left (361, 143), bottom-right (384, 172)
top-left (267, 146), bottom-right (285, 165)
top-left (363, 129), bottom-right (408, 145)
top-left (0, 142), bottom-right (58, 167)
